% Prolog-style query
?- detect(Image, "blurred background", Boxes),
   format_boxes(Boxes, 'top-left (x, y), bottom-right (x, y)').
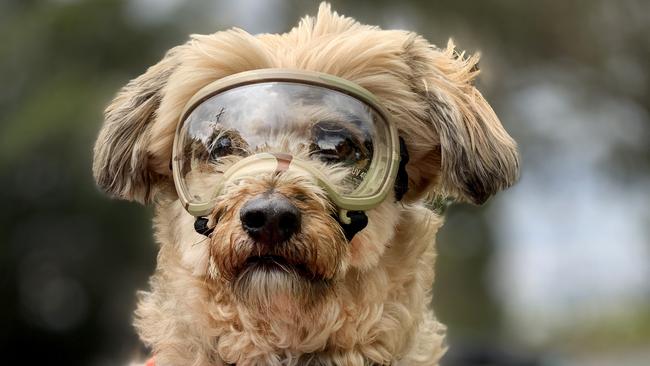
top-left (1, 0), bottom-right (649, 365)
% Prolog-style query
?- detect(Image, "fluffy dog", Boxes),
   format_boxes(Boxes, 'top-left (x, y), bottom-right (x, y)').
top-left (93, 3), bottom-right (519, 365)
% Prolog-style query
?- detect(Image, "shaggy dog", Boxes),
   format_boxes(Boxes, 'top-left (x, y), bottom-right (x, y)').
top-left (93, 3), bottom-right (518, 365)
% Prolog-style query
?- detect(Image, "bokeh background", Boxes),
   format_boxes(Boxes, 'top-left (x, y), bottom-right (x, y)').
top-left (1, 0), bottom-right (649, 365)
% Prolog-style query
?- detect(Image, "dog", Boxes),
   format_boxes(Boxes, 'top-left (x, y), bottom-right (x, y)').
top-left (93, 3), bottom-right (519, 365)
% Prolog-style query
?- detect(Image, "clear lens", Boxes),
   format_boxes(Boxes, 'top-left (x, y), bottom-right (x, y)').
top-left (174, 82), bottom-right (392, 207)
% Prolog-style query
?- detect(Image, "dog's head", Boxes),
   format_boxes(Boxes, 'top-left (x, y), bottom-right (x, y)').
top-left (93, 3), bottom-right (518, 312)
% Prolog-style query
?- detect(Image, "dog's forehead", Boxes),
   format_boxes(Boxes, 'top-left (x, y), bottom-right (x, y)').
top-left (172, 27), bottom-right (414, 115)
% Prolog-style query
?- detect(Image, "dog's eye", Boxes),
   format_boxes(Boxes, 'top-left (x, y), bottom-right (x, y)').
top-left (209, 131), bottom-right (248, 161)
top-left (211, 136), bottom-right (234, 158)
top-left (309, 121), bottom-right (369, 166)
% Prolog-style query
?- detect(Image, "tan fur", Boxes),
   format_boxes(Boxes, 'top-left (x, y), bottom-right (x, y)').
top-left (94, 3), bottom-right (518, 365)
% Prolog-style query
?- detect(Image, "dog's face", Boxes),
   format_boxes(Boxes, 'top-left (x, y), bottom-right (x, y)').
top-left (93, 4), bottom-right (519, 316)
top-left (207, 167), bottom-right (347, 312)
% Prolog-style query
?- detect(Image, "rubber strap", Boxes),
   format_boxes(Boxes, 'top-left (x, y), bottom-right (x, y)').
top-left (394, 136), bottom-right (409, 201)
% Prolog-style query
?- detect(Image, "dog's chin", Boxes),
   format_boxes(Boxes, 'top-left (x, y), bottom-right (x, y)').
top-left (231, 255), bottom-right (332, 310)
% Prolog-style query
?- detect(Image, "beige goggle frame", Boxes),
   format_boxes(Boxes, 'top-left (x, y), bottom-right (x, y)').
top-left (171, 69), bottom-right (400, 218)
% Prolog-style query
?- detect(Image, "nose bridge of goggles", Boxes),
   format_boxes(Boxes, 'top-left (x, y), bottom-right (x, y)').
top-left (217, 153), bottom-right (319, 189)
top-left (214, 153), bottom-right (331, 199)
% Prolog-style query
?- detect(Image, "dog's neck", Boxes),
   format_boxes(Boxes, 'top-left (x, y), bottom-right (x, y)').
top-left (136, 204), bottom-right (446, 366)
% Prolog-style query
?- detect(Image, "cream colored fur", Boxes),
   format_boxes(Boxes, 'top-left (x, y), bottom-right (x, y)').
top-left (93, 3), bottom-right (519, 365)
top-left (136, 200), bottom-right (446, 365)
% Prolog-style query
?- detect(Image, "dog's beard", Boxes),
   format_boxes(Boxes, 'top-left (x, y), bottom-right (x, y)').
top-left (219, 233), bottom-right (341, 311)
top-left (231, 256), bottom-right (333, 311)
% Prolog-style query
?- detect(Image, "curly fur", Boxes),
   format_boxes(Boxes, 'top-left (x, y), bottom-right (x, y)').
top-left (94, 3), bottom-right (519, 365)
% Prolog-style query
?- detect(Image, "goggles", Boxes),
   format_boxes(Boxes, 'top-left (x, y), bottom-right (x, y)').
top-left (172, 69), bottom-right (400, 218)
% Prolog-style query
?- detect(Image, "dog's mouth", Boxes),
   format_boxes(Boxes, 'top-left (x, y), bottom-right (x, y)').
top-left (243, 255), bottom-right (320, 280)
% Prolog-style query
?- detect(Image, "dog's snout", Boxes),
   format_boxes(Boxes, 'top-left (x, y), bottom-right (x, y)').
top-left (240, 194), bottom-right (301, 245)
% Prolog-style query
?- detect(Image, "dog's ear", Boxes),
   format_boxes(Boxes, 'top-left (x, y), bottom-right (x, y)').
top-left (93, 47), bottom-right (181, 203)
top-left (401, 38), bottom-right (519, 205)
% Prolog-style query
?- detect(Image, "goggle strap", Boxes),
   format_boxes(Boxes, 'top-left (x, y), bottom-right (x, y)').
top-left (334, 210), bottom-right (368, 241)
top-left (194, 216), bottom-right (214, 237)
top-left (394, 136), bottom-right (410, 201)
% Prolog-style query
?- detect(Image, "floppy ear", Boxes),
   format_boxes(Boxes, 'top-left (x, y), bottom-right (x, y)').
top-left (93, 47), bottom-right (181, 203)
top-left (402, 38), bottom-right (520, 205)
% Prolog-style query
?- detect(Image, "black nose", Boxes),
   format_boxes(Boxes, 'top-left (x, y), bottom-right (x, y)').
top-left (240, 194), bottom-right (301, 245)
